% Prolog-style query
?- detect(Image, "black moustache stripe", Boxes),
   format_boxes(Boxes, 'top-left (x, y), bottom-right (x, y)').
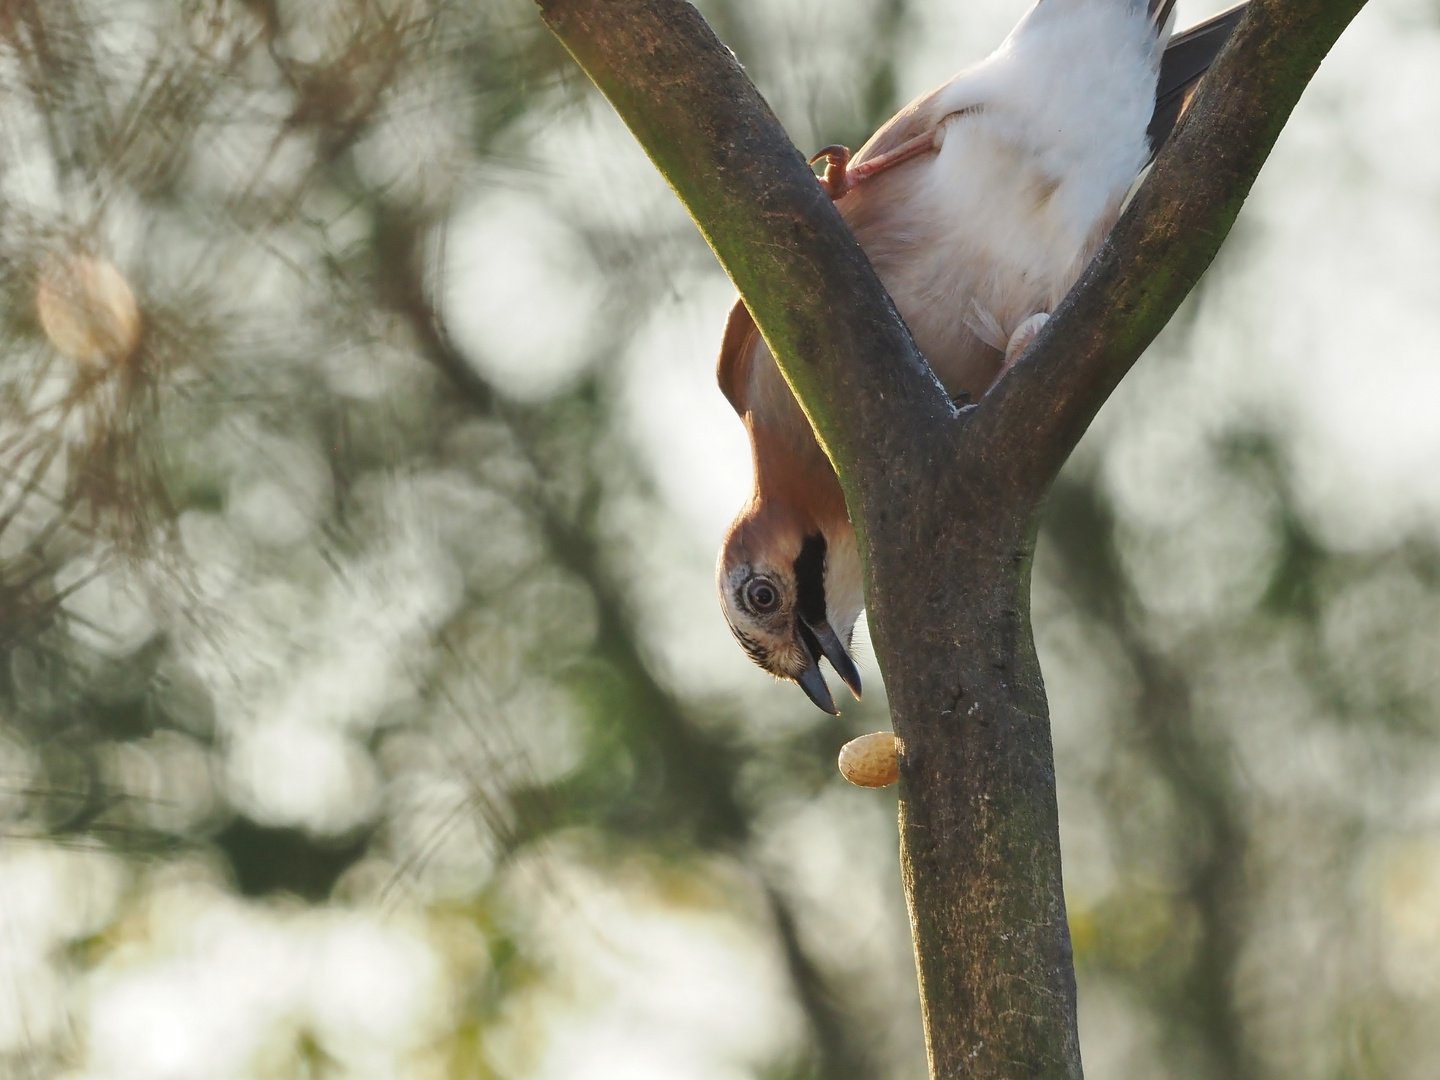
top-left (793, 532), bottom-right (828, 626)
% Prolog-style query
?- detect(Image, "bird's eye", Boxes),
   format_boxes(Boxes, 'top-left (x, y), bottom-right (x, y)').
top-left (745, 577), bottom-right (780, 614)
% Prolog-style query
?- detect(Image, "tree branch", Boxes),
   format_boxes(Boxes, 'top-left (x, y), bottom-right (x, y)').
top-left (973, 0), bottom-right (1368, 497)
top-left (531, 0), bottom-right (1369, 1077)
top-left (533, 0), bottom-right (953, 529)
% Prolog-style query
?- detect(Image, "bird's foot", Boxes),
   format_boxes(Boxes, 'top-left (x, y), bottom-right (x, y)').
top-left (809, 144), bottom-right (853, 199)
top-left (1003, 312), bottom-right (1050, 368)
top-left (810, 129), bottom-right (941, 199)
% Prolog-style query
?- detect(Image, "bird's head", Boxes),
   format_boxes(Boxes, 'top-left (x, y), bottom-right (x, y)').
top-left (717, 503), bottom-right (864, 713)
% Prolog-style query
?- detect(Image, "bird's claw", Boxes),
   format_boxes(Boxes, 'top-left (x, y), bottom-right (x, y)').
top-left (812, 129), bottom-right (944, 199)
top-left (809, 144), bottom-right (853, 199)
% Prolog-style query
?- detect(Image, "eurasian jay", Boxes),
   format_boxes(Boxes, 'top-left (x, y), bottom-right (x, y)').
top-left (717, 0), bottom-right (1246, 712)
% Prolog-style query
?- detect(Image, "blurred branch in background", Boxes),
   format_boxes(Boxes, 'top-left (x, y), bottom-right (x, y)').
top-left (0, 2), bottom-right (1438, 1080)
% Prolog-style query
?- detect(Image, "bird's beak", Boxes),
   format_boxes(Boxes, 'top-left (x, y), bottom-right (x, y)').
top-left (809, 618), bottom-right (863, 700)
top-left (793, 644), bottom-right (839, 715)
top-left (794, 617), bottom-right (862, 713)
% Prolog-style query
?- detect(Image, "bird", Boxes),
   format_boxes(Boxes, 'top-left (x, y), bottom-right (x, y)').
top-left (716, 0), bottom-right (1247, 713)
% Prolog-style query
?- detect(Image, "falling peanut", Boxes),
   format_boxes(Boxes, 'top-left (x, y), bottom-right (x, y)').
top-left (36, 253), bottom-right (142, 366)
top-left (838, 731), bottom-right (899, 788)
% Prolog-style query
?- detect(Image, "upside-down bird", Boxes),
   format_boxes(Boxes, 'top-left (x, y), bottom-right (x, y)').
top-left (717, 0), bottom-right (1247, 712)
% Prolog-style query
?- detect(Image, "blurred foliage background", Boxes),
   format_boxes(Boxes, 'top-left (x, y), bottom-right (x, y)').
top-left (1, 0), bottom-right (1439, 1078)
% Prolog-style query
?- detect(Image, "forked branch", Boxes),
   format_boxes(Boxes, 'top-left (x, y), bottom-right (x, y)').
top-left (532, 0), bottom-right (1369, 1076)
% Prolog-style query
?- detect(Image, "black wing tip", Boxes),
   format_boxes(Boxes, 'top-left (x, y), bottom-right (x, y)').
top-left (1148, 1), bottom-right (1251, 157)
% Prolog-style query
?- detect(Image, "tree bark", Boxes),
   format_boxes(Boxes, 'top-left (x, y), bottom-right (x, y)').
top-left (531, 0), bottom-right (1368, 1076)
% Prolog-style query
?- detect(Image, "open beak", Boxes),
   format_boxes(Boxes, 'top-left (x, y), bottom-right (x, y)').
top-left (793, 642), bottom-right (838, 714)
top-left (810, 619), bottom-right (862, 700)
top-left (794, 617), bottom-right (862, 713)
